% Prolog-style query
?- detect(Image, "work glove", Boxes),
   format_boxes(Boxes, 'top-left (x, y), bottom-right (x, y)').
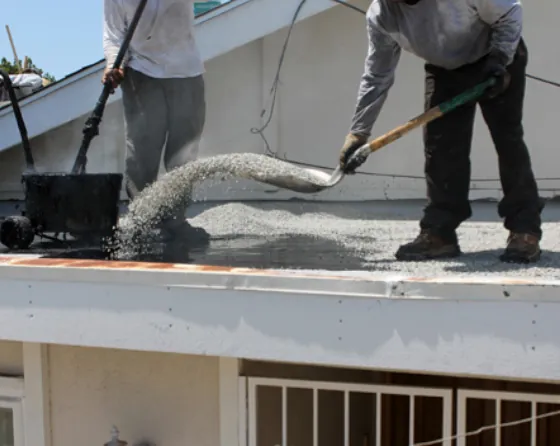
top-left (339, 133), bottom-right (369, 174)
top-left (102, 67), bottom-right (125, 94)
top-left (481, 52), bottom-right (511, 100)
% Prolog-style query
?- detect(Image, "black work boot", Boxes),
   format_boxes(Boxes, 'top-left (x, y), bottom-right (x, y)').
top-left (499, 232), bottom-right (541, 263)
top-left (395, 230), bottom-right (461, 261)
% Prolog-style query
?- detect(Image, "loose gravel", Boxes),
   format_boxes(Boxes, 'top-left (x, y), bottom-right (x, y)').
top-left (186, 200), bottom-right (560, 278)
top-left (115, 153), bottom-right (331, 258)
top-left (113, 152), bottom-right (560, 278)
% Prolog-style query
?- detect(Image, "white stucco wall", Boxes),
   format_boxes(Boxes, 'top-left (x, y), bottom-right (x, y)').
top-left (0, 340), bottom-right (23, 376)
top-left (0, 0), bottom-right (558, 201)
top-left (48, 346), bottom-right (220, 446)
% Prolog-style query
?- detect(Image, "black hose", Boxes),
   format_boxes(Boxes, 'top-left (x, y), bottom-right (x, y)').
top-left (0, 69), bottom-right (35, 171)
top-left (71, 0), bottom-right (148, 174)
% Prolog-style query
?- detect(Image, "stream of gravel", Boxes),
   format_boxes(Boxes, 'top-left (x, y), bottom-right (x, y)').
top-left (114, 153), bottom-right (560, 278)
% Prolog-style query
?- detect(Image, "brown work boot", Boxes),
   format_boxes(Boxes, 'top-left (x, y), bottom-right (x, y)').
top-left (395, 230), bottom-right (461, 261)
top-left (499, 232), bottom-right (541, 263)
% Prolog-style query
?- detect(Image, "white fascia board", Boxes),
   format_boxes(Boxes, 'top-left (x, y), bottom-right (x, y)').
top-left (0, 256), bottom-right (559, 381)
top-left (0, 0), bottom-right (338, 153)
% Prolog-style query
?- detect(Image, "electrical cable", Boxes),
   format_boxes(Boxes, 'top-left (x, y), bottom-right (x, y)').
top-left (252, 0), bottom-right (560, 185)
top-left (250, 0), bottom-right (308, 157)
top-left (412, 407), bottom-right (560, 446)
top-left (526, 73), bottom-right (560, 88)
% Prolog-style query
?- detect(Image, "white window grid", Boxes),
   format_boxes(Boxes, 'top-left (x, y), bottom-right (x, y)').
top-left (456, 389), bottom-right (560, 446)
top-left (245, 377), bottom-right (453, 446)
top-left (0, 377), bottom-right (24, 446)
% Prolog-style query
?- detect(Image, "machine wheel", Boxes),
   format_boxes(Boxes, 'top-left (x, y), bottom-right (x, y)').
top-left (0, 216), bottom-right (35, 250)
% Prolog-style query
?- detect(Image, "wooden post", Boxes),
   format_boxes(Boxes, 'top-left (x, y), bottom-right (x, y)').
top-left (5, 25), bottom-right (22, 73)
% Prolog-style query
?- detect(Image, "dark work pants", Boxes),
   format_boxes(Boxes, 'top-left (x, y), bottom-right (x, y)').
top-left (121, 68), bottom-right (206, 218)
top-left (420, 39), bottom-right (543, 241)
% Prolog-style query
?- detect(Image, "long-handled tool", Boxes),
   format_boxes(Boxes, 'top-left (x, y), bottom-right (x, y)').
top-left (0, 70), bottom-right (35, 172)
top-left (72, 0), bottom-right (147, 174)
top-left (268, 78), bottom-right (496, 194)
top-left (5, 25), bottom-right (22, 74)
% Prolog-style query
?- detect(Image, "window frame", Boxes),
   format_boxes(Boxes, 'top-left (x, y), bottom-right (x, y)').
top-left (0, 377), bottom-right (25, 446)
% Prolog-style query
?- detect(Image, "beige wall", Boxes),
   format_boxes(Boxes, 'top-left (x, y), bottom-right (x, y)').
top-left (0, 340), bottom-right (23, 376)
top-left (48, 345), bottom-right (220, 446)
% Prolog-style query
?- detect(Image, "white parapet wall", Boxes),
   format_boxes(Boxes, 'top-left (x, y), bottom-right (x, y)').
top-left (0, 255), bottom-right (559, 383)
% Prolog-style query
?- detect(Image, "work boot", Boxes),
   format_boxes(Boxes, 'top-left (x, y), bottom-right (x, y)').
top-left (395, 230), bottom-right (461, 261)
top-left (499, 232), bottom-right (541, 263)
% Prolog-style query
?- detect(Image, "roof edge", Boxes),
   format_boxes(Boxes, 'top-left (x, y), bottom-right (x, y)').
top-left (0, 254), bottom-right (559, 301)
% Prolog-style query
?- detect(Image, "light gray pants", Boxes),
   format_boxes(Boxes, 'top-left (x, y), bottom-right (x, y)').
top-left (121, 68), bottom-right (206, 209)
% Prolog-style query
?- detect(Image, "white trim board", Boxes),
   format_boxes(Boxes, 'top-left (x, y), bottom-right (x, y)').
top-left (22, 344), bottom-right (51, 446)
top-left (0, 376), bottom-right (25, 446)
top-left (0, 259), bottom-right (559, 381)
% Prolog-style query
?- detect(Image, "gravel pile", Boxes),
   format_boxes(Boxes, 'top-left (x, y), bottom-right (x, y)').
top-left (115, 153), bottom-right (331, 258)
top-left (114, 152), bottom-right (560, 278)
top-left (187, 200), bottom-right (560, 278)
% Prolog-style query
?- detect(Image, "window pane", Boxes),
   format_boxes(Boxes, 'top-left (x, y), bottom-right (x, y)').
top-left (0, 408), bottom-right (14, 446)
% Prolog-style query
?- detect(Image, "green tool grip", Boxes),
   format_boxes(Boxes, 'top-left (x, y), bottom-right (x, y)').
top-left (439, 78), bottom-right (497, 114)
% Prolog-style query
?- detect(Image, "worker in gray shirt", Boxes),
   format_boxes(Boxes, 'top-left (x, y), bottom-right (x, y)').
top-left (102, 0), bottom-right (206, 237)
top-left (340, 0), bottom-right (543, 263)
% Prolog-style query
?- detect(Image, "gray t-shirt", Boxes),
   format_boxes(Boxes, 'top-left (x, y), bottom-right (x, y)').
top-left (350, 0), bottom-right (522, 136)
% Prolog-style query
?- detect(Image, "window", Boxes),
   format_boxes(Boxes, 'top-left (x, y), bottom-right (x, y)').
top-left (244, 377), bottom-right (453, 446)
top-left (0, 378), bottom-right (24, 446)
top-left (457, 389), bottom-right (560, 446)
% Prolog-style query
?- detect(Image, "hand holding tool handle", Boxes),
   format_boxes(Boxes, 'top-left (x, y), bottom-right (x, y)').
top-left (71, 0), bottom-right (148, 174)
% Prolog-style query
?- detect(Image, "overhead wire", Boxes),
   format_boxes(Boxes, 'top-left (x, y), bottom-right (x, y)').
top-left (251, 0), bottom-right (560, 184)
top-left (412, 407), bottom-right (560, 446)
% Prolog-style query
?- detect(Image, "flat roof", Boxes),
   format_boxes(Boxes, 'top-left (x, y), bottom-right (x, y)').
top-left (1, 199), bottom-right (559, 282)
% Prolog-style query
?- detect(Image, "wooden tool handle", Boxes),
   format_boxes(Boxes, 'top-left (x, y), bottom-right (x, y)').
top-left (5, 25), bottom-right (22, 73)
top-left (368, 78), bottom-right (496, 154)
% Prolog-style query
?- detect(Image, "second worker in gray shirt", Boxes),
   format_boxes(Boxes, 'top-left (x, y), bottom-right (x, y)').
top-left (340, 0), bottom-right (542, 264)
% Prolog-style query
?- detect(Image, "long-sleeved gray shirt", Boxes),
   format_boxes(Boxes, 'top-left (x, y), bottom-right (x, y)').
top-left (350, 0), bottom-right (523, 136)
top-left (103, 0), bottom-right (204, 79)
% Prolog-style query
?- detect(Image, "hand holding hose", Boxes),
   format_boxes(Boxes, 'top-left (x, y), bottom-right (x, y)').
top-left (102, 67), bottom-right (125, 94)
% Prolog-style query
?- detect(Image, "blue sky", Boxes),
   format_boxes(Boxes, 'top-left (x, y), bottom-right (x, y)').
top-left (1, 1), bottom-right (230, 81)
top-left (1, 0), bottom-right (104, 80)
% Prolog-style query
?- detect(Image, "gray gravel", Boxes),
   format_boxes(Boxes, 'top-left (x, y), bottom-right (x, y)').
top-left (185, 200), bottom-right (560, 278)
top-left (116, 153), bottom-right (332, 258)
top-left (113, 152), bottom-right (560, 277)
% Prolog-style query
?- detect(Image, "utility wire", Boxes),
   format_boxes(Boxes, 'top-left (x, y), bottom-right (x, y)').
top-left (252, 0), bottom-right (560, 184)
top-left (412, 407), bottom-right (560, 446)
